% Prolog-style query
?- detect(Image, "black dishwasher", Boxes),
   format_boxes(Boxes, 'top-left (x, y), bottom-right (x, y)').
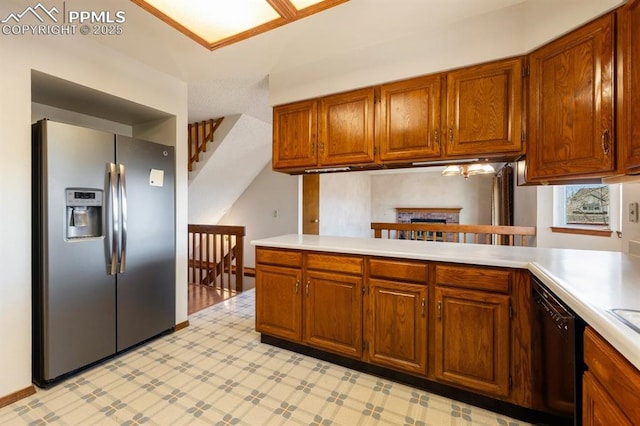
top-left (532, 277), bottom-right (585, 426)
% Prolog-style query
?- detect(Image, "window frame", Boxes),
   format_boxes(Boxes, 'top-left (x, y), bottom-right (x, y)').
top-left (551, 183), bottom-right (620, 237)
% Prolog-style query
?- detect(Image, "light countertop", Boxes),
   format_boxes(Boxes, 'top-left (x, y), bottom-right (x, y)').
top-left (252, 234), bottom-right (640, 370)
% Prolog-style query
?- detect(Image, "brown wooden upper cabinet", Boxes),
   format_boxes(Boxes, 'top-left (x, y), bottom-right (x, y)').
top-left (526, 14), bottom-right (615, 182)
top-left (318, 87), bottom-right (376, 167)
top-left (272, 88), bottom-right (376, 171)
top-left (617, 0), bottom-right (640, 174)
top-left (272, 99), bottom-right (318, 170)
top-left (445, 57), bottom-right (523, 158)
top-left (273, 58), bottom-right (524, 173)
top-left (379, 75), bottom-right (443, 162)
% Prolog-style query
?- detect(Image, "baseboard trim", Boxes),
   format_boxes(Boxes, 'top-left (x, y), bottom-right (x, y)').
top-left (174, 320), bottom-right (190, 331)
top-left (0, 385), bottom-right (36, 408)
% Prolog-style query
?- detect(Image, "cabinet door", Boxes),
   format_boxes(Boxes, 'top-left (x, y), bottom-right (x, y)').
top-left (527, 14), bottom-right (614, 181)
top-left (618, 0), bottom-right (640, 174)
top-left (434, 287), bottom-right (510, 397)
top-left (583, 372), bottom-right (633, 426)
top-left (445, 58), bottom-right (523, 157)
top-left (583, 326), bottom-right (640, 423)
top-left (318, 88), bottom-right (375, 166)
top-left (303, 270), bottom-right (363, 359)
top-left (379, 75), bottom-right (443, 162)
top-left (367, 279), bottom-right (427, 376)
top-left (255, 264), bottom-right (302, 342)
top-left (273, 100), bottom-right (318, 170)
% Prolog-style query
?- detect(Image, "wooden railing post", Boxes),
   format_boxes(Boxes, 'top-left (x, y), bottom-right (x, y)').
top-left (187, 224), bottom-right (246, 293)
top-left (235, 235), bottom-right (244, 292)
top-left (187, 117), bottom-right (224, 173)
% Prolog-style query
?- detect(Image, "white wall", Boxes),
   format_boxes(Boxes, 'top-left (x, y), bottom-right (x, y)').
top-left (269, 0), bottom-right (623, 105)
top-left (317, 170), bottom-right (494, 238)
top-left (0, 21), bottom-right (187, 399)
top-left (188, 114), bottom-right (272, 225)
top-left (622, 183), bottom-right (640, 252)
top-left (218, 163), bottom-right (299, 269)
top-left (370, 171), bottom-right (493, 226)
top-left (522, 0), bottom-right (624, 51)
top-left (269, 3), bottom-right (525, 105)
top-left (319, 172), bottom-right (372, 237)
top-left (514, 185), bottom-right (537, 227)
top-left (535, 186), bottom-right (623, 251)
top-left (32, 103), bottom-right (133, 136)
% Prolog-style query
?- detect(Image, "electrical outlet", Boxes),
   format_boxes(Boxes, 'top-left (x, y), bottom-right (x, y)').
top-left (630, 202), bottom-right (639, 223)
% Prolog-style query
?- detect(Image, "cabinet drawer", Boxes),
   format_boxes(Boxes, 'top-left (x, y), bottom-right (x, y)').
top-left (435, 264), bottom-right (510, 293)
top-left (306, 252), bottom-right (363, 275)
top-left (368, 258), bottom-right (428, 283)
top-left (256, 248), bottom-right (302, 268)
top-left (584, 327), bottom-right (640, 422)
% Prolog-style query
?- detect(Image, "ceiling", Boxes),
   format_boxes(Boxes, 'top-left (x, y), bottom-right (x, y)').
top-left (18, 0), bottom-right (624, 124)
top-left (96, 0), bottom-right (526, 82)
top-left (88, 0), bottom-right (530, 122)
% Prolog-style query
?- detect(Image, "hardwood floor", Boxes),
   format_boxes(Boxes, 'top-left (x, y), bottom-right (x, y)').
top-left (187, 284), bottom-right (236, 315)
top-left (187, 275), bottom-right (255, 315)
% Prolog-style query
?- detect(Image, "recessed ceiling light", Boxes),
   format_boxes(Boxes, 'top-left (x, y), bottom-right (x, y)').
top-left (132, 0), bottom-right (350, 51)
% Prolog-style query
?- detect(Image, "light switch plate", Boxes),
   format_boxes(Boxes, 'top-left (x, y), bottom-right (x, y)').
top-left (630, 202), bottom-right (639, 223)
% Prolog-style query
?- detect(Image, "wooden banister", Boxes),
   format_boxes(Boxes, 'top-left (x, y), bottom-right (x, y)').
top-left (188, 224), bottom-right (245, 292)
top-left (188, 118), bottom-right (224, 172)
top-left (371, 222), bottom-right (536, 247)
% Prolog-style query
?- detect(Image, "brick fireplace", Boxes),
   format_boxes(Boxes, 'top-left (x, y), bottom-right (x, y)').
top-left (395, 207), bottom-right (462, 224)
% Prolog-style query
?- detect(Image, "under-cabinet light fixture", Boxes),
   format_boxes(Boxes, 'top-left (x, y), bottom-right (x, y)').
top-left (442, 163), bottom-right (496, 179)
top-left (304, 167), bottom-right (351, 173)
top-left (412, 158), bottom-right (480, 167)
top-left (132, 0), bottom-right (350, 51)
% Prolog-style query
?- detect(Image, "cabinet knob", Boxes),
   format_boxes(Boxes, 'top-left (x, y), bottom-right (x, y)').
top-left (421, 298), bottom-right (426, 317)
top-left (433, 129), bottom-right (439, 146)
top-left (448, 128), bottom-right (454, 144)
top-left (295, 280), bottom-right (299, 295)
top-left (437, 301), bottom-right (442, 320)
top-left (601, 129), bottom-right (610, 155)
top-left (306, 281), bottom-right (310, 296)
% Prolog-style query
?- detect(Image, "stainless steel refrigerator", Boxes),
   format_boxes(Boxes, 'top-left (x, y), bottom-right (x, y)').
top-left (32, 119), bottom-right (176, 387)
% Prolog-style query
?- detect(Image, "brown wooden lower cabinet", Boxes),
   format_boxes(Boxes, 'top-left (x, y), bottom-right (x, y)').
top-left (255, 263), bottom-right (302, 342)
top-left (255, 248), bottom-right (537, 415)
top-left (583, 327), bottom-right (640, 425)
top-left (366, 258), bottom-right (429, 376)
top-left (303, 269), bottom-right (363, 359)
top-left (583, 372), bottom-right (633, 426)
top-left (367, 278), bottom-right (428, 375)
top-left (434, 286), bottom-right (510, 398)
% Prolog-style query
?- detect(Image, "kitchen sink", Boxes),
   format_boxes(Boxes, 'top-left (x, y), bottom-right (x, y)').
top-left (611, 309), bottom-right (640, 334)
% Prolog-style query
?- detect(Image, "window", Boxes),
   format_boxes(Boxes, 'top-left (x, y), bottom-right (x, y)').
top-left (564, 184), bottom-right (609, 225)
top-left (552, 184), bottom-right (620, 237)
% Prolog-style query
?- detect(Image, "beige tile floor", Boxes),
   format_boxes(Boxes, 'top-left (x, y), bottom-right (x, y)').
top-left (0, 290), bottom-right (529, 425)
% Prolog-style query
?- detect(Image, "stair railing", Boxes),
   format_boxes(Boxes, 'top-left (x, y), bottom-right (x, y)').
top-left (188, 224), bottom-right (245, 292)
top-left (188, 118), bottom-right (224, 172)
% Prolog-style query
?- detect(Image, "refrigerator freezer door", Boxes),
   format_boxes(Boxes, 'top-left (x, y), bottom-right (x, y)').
top-left (34, 121), bottom-right (117, 382)
top-left (115, 136), bottom-right (175, 351)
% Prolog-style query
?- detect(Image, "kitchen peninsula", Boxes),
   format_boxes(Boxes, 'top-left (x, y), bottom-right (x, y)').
top-left (252, 234), bottom-right (640, 424)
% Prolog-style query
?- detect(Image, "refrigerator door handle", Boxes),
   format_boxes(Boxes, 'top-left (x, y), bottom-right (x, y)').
top-left (107, 162), bottom-right (118, 275)
top-left (118, 163), bottom-right (127, 274)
